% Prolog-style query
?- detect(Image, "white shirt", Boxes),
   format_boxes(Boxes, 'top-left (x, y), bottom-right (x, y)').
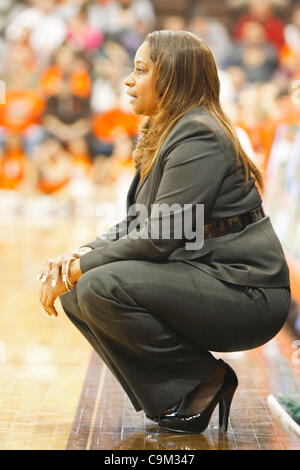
top-left (91, 77), bottom-right (132, 113)
top-left (89, 0), bottom-right (156, 34)
top-left (5, 7), bottom-right (66, 58)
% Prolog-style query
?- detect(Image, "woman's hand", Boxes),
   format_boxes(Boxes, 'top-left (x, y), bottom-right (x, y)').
top-left (38, 258), bottom-right (83, 317)
top-left (39, 275), bottom-right (68, 317)
top-left (37, 247), bottom-right (92, 287)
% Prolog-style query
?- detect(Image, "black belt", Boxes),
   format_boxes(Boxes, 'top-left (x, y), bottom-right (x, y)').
top-left (204, 205), bottom-right (265, 239)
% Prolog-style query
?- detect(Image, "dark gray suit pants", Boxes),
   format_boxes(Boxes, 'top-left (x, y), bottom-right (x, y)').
top-left (59, 259), bottom-right (291, 418)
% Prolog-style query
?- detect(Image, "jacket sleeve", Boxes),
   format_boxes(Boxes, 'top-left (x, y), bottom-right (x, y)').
top-left (80, 215), bottom-right (138, 250)
top-left (79, 124), bottom-right (229, 273)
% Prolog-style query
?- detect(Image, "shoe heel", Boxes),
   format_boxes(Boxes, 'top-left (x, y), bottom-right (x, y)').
top-left (219, 387), bottom-right (236, 432)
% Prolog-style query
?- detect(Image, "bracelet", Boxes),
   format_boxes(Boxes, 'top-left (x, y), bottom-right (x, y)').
top-left (64, 256), bottom-right (76, 292)
top-left (64, 278), bottom-right (72, 292)
top-left (64, 276), bottom-right (74, 292)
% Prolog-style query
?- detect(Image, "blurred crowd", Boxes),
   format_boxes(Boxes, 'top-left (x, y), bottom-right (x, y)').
top-left (0, 0), bottom-right (300, 218)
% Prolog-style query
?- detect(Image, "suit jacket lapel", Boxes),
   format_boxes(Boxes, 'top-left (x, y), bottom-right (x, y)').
top-left (131, 106), bottom-right (204, 204)
top-left (133, 169), bottom-right (151, 201)
top-left (126, 169), bottom-right (140, 211)
top-left (132, 124), bottom-right (178, 203)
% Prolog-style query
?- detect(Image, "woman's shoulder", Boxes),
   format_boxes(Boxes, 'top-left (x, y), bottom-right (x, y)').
top-left (183, 105), bottom-right (230, 139)
top-left (161, 105), bottom-right (233, 160)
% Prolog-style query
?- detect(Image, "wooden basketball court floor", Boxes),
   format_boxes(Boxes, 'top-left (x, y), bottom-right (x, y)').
top-left (0, 211), bottom-right (299, 450)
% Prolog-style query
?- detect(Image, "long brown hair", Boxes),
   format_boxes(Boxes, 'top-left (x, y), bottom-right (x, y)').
top-left (133, 30), bottom-right (264, 190)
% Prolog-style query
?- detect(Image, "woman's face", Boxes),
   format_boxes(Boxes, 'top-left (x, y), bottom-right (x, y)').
top-left (124, 41), bottom-right (158, 116)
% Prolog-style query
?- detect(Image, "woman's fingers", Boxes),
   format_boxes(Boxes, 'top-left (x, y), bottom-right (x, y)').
top-left (37, 267), bottom-right (46, 282)
top-left (39, 284), bottom-right (58, 317)
top-left (37, 251), bottom-right (77, 283)
top-left (40, 257), bottom-right (64, 286)
top-left (47, 304), bottom-right (58, 317)
top-left (41, 305), bottom-right (52, 316)
top-left (50, 262), bottom-right (60, 288)
top-left (41, 303), bottom-right (57, 317)
top-left (38, 259), bottom-right (56, 283)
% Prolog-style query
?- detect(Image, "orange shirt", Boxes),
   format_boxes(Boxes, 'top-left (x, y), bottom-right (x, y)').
top-left (279, 43), bottom-right (300, 73)
top-left (39, 66), bottom-right (91, 98)
top-left (37, 177), bottom-right (70, 195)
top-left (0, 149), bottom-right (26, 190)
top-left (92, 108), bottom-right (141, 143)
top-left (37, 151), bottom-right (71, 195)
top-left (0, 90), bottom-right (45, 133)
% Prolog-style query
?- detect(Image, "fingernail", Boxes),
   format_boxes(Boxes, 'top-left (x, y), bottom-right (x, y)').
top-left (52, 279), bottom-right (56, 287)
top-left (62, 275), bottom-right (66, 282)
top-left (41, 275), bottom-right (46, 283)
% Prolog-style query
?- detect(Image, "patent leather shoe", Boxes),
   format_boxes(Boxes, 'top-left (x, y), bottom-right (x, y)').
top-left (158, 359), bottom-right (238, 433)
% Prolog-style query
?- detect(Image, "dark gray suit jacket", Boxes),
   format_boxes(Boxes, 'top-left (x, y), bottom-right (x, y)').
top-left (80, 105), bottom-right (290, 288)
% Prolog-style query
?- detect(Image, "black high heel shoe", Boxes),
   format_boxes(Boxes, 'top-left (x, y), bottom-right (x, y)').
top-left (147, 403), bottom-right (180, 422)
top-left (158, 359), bottom-right (238, 433)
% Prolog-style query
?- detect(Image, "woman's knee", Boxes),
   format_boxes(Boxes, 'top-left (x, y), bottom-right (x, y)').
top-left (76, 267), bottom-right (114, 311)
top-left (76, 266), bottom-right (135, 323)
top-left (76, 265), bottom-right (126, 303)
top-left (59, 288), bottom-right (84, 322)
top-left (76, 269), bottom-right (101, 304)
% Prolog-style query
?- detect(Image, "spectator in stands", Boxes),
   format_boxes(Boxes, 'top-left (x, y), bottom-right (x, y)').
top-left (41, 44), bottom-right (120, 166)
top-left (39, 43), bottom-right (91, 99)
top-left (108, 133), bottom-right (135, 183)
top-left (187, 9), bottom-right (232, 68)
top-left (0, 133), bottom-right (26, 191)
top-left (0, 89), bottom-right (45, 157)
top-left (6, 0), bottom-right (67, 67)
top-left (91, 41), bottom-right (132, 113)
top-left (65, 2), bottom-right (103, 53)
top-left (161, 15), bottom-right (186, 31)
top-left (0, 0), bottom-right (28, 36)
top-left (91, 108), bottom-right (140, 149)
top-left (223, 21), bottom-right (279, 82)
top-left (32, 136), bottom-right (95, 202)
top-left (280, 4), bottom-right (300, 76)
top-left (121, 19), bottom-right (152, 60)
top-left (68, 137), bottom-right (93, 182)
top-left (102, 0), bottom-right (156, 57)
top-left (39, 43), bottom-right (102, 159)
top-left (41, 73), bottom-right (92, 156)
top-left (32, 138), bottom-right (72, 195)
top-left (218, 69), bottom-right (237, 106)
top-left (234, 80), bottom-right (290, 163)
top-left (87, 0), bottom-right (114, 33)
top-left (233, 0), bottom-right (285, 50)
top-left (285, 0), bottom-right (300, 45)
top-left (55, 0), bottom-right (88, 22)
top-left (0, 26), bottom-right (38, 90)
top-left (225, 66), bottom-right (248, 103)
top-left (90, 106), bottom-right (140, 184)
top-left (103, 0), bottom-right (156, 36)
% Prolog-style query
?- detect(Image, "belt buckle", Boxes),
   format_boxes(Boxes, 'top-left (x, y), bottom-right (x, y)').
top-left (231, 216), bottom-right (243, 232)
top-left (250, 207), bottom-right (263, 222)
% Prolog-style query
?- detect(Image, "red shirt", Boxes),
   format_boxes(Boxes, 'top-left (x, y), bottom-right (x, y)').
top-left (234, 14), bottom-right (285, 50)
